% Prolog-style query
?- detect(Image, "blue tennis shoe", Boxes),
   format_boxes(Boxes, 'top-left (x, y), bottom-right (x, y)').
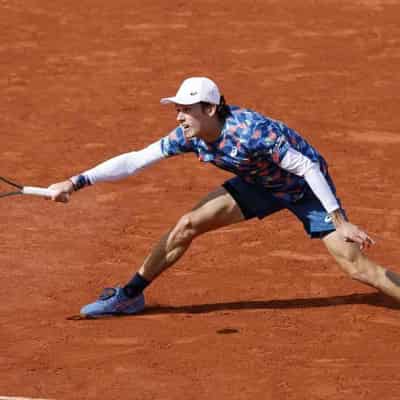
top-left (80, 287), bottom-right (145, 318)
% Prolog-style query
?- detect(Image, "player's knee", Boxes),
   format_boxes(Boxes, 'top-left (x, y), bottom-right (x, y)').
top-left (344, 250), bottom-right (360, 267)
top-left (346, 265), bottom-right (364, 281)
top-left (339, 250), bottom-right (367, 281)
top-left (174, 213), bottom-right (199, 244)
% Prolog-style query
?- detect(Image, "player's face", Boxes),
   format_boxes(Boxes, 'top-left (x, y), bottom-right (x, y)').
top-left (175, 103), bottom-right (209, 139)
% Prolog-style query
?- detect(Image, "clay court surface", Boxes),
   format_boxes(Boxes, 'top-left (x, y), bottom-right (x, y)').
top-left (1, 0), bottom-right (400, 398)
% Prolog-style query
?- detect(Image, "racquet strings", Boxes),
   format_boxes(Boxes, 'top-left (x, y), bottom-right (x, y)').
top-left (0, 176), bottom-right (23, 198)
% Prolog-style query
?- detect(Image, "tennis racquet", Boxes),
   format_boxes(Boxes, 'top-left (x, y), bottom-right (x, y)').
top-left (0, 176), bottom-right (56, 199)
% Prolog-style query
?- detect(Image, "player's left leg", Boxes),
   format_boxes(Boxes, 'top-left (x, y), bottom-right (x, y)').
top-left (322, 230), bottom-right (400, 302)
top-left (79, 185), bottom-right (245, 317)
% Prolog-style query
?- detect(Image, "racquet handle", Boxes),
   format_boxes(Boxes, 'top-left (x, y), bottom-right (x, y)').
top-left (22, 186), bottom-right (57, 198)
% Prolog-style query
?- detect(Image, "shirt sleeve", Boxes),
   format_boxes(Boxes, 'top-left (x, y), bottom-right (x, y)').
top-left (303, 164), bottom-right (340, 213)
top-left (70, 139), bottom-right (166, 187)
top-left (160, 126), bottom-right (194, 157)
top-left (279, 147), bottom-right (340, 213)
top-left (279, 146), bottom-right (315, 175)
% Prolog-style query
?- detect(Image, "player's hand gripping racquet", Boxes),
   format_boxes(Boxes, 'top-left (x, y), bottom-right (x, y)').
top-left (0, 176), bottom-right (56, 199)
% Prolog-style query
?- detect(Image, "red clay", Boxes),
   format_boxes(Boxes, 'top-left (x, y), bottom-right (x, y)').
top-left (1, 1), bottom-right (400, 399)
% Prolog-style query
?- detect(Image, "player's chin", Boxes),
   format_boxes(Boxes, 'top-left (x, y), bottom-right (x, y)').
top-left (183, 128), bottom-right (197, 139)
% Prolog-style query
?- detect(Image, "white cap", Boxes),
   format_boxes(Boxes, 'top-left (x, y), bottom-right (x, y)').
top-left (160, 77), bottom-right (221, 105)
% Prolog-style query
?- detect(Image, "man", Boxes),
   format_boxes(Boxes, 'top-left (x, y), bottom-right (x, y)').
top-left (49, 77), bottom-right (400, 318)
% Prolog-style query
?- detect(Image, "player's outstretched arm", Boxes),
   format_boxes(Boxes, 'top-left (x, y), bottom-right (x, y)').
top-left (48, 139), bottom-right (166, 203)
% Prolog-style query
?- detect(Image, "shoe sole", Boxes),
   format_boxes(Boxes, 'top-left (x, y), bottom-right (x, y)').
top-left (79, 309), bottom-right (145, 319)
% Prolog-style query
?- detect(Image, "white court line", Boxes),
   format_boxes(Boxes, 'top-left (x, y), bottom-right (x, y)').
top-left (0, 397), bottom-right (53, 400)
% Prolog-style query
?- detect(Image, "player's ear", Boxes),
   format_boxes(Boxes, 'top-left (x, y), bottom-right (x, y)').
top-left (205, 103), bottom-right (218, 117)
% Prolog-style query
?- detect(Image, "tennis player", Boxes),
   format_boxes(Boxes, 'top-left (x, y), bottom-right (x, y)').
top-left (49, 77), bottom-right (400, 317)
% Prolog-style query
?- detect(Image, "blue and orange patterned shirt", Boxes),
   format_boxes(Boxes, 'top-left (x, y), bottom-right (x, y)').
top-left (160, 106), bottom-right (328, 202)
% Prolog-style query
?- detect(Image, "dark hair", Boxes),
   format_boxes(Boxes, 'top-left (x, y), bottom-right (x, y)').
top-left (201, 95), bottom-right (231, 121)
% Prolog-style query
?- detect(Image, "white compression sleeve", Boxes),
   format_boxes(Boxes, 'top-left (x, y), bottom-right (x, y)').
top-left (279, 147), bottom-right (340, 213)
top-left (75, 139), bottom-right (166, 185)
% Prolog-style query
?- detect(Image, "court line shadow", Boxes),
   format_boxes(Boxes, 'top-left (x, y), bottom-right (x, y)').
top-left (143, 292), bottom-right (400, 315)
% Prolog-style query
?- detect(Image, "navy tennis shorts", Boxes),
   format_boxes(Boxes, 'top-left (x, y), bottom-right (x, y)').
top-left (223, 176), bottom-right (344, 239)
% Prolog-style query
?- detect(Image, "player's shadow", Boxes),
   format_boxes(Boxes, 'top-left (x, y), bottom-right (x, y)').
top-left (67, 292), bottom-right (399, 320)
top-left (144, 291), bottom-right (400, 315)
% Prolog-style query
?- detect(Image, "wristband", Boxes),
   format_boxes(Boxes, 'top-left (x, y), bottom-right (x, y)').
top-left (69, 174), bottom-right (91, 191)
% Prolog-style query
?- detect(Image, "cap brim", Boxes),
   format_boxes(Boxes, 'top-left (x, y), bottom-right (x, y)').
top-left (160, 96), bottom-right (200, 105)
top-left (160, 97), bottom-right (176, 104)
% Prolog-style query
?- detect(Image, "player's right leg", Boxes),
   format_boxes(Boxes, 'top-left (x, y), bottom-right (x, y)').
top-left (323, 230), bottom-right (400, 302)
top-left (79, 185), bottom-right (245, 317)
